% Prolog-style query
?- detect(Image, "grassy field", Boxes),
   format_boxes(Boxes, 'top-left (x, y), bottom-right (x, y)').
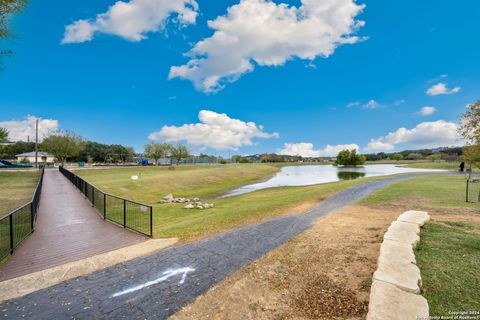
top-left (74, 164), bottom-right (406, 241)
top-left (73, 164), bottom-right (279, 202)
top-left (0, 170), bottom-right (40, 217)
top-left (360, 174), bottom-right (477, 209)
top-left (416, 221), bottom-right (480, 316)
top-left (405, 161), bottom-right (460, 170)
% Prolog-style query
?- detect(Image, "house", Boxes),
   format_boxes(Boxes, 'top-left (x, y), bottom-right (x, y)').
top-left (15, 152), bottom-right (55, 164)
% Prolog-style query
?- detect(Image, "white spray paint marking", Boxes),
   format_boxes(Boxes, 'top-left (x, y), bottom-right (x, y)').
top-left (111, 267), bottom-right (195, 298)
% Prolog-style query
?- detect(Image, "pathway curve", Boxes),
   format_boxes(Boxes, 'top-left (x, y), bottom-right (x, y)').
top-left (0, 169), bottom-right (146, 281)
top-left (0, 173), bottom-right (440, 319)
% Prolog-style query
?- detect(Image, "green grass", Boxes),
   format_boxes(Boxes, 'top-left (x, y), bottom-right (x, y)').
top-left (416, 222), bottom-right (480, 315)
top-left (361, 175), bottom-right (477, 208)
top-left (0, 170), bottom-right (40, 217)
top-left (73, 164), bottom-right (280, 202)
top-left (148, 176), bottom-right (398, 240)
top-left (74, 164), bottom-right (400, 241)
top-left (405, 161), bottom-right (460, 170)
top-left (0, 171), bottom-right (39, 261)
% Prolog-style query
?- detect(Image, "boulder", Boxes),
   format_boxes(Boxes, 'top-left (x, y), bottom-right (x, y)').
top-left (193, 198), bottom-right (200, 202)
top-left (367, 280), bottom-right (429, 320)
top-left (184, 204), bottom-right (194, 209)
top-left (163, 194), bottom-right (174, 202)
top-left (383, 221), bottom-right (420, 248)
top-left (397, 211), bottom-right (430, 226)
top-left (196, 205), bottom-right (204, 209)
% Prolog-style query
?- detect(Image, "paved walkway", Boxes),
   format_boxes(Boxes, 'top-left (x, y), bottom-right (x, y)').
top-left (0, 169), bottom-right (146, 281)
top-left (0, 173), bottom-right (440, 319)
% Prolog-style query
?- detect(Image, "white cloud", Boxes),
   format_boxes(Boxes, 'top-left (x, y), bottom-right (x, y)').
top-left (62, 0), bottom-right (199, 43)
top-left (278, 142), bottom-right (359, 157)
top-left (148, 110), bottom-right (279, 150)
top-left (365, 120), bottom-right (463, 151)
top-left (169, 0), bottom-right (366, 92)
top-left (0, 115), bottom-right (59, 142)
top-left (426, 82), bottom-right (461, 96)
top-left (365, 139), bottom-right (394, 152)
top-left (346, 101), bottom-right (361, 108)
top-left (363, 99), bottom-right (379, 109)
top-left (416, 106), bottom-right (436, 116)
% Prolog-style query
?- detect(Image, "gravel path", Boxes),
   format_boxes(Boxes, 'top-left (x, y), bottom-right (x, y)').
top-left (0, 173), bottom-right (439, 320)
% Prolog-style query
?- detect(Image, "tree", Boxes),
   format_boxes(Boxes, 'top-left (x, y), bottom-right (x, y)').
top-left (426, 154), bottom-right (442, 162)
top-left (78, 141), bottom-right (136, 163)
top-left (1, 0), bottom-right (28, 68)
top-left (406, 153), bottom-right (423, 160)
top-left (40, 131), bottom-right (85, 164)
top-left (144, 142), bottom-right (172, 165)
top-left (0, 141), bottom-right (34, 159)
top-left (170, 144), bottom-right (190, 165)
top-left (392, 154), bottom-right (404, 161)
top-left (458, 100), bottom-right (480, 172)
top-left (335, 149), bottom-right (366, 166)
top-left (461, 145), bottom-right (480, 170)
top-left (231, 155), bottom-right (242, 163)
top-left (458, 100), bottom-right (480, 145)
top-left (0, 127), bottom-right (8, 142)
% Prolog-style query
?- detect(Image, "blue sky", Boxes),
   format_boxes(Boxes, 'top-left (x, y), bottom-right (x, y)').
top-left (0, 0), bottom-right (479, 156)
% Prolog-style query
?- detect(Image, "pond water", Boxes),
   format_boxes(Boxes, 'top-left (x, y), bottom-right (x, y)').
top-left (224, 164), bottom-right (445, 197)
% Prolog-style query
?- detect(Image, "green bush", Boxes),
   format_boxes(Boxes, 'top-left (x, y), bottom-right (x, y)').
top-left (335, 149), bottom-right (366, 166)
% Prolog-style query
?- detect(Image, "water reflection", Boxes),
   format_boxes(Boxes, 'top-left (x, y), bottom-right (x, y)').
top-left (337, 171), bottom-right (366, 180)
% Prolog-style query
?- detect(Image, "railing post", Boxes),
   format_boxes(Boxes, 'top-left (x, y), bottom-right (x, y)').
top-left (150, 207), bottom-right (153, 237)
top-left (31, 202), bottom-right (34, 232)
top-left (123, 199), bottom-right (126, 228)
top-left (9, 215), bottom-right (14, 254)
top-left (466, 179), bottom-right (469, 202)
top-left (103, 193), bottom-right (106, 220)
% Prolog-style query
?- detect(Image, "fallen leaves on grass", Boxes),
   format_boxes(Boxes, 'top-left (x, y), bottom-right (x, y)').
top-left (291, 272), bottom-right (368, 319)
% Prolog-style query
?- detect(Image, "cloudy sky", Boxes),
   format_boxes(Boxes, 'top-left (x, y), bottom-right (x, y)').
top-left (0, 0), bottom-right (479, 156)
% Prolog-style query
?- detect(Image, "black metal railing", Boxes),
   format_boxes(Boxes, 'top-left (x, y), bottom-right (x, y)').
top-left (59, 166), bottom-right (153, 237)
top-left (0, 167), bottom-right (45, 261)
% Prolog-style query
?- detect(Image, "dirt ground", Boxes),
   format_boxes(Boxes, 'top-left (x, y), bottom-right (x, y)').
top-left (170, 202), bottom-right (477, 320)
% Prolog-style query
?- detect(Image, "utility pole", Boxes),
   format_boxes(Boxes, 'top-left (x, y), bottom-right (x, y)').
top-left (35, 119), bottom-right (38, 169)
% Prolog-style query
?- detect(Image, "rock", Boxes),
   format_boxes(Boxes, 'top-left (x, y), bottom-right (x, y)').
top-left (397, 211), bottom-right (430, 226)
top-left (383, 221), bottom-right (420, 248)
top-left (367, 280), bottom-right (429, 320)
top-left (373, 244), bottom-right (422, 293)
top-left (193, 198), bottom-right (200, 202)
top-left (163, 194), bottom-right (174, 202)
top-left (184, 204), bottom-right (194, 209)
top-left (196, 205), bottom-right (204, 209)
top-left (159, 200), bottom-right (167, 204)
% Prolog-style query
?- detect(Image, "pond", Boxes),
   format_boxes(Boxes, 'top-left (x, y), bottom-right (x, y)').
top-left (224, 164), bottom-right (445, 197)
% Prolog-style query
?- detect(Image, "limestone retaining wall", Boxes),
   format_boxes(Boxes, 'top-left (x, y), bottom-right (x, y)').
top-left (366, 210), bottom-right (430, 320)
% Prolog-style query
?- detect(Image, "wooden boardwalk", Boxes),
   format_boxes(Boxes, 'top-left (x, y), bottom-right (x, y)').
top-left (0, 169), bottom-right (146, 281)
